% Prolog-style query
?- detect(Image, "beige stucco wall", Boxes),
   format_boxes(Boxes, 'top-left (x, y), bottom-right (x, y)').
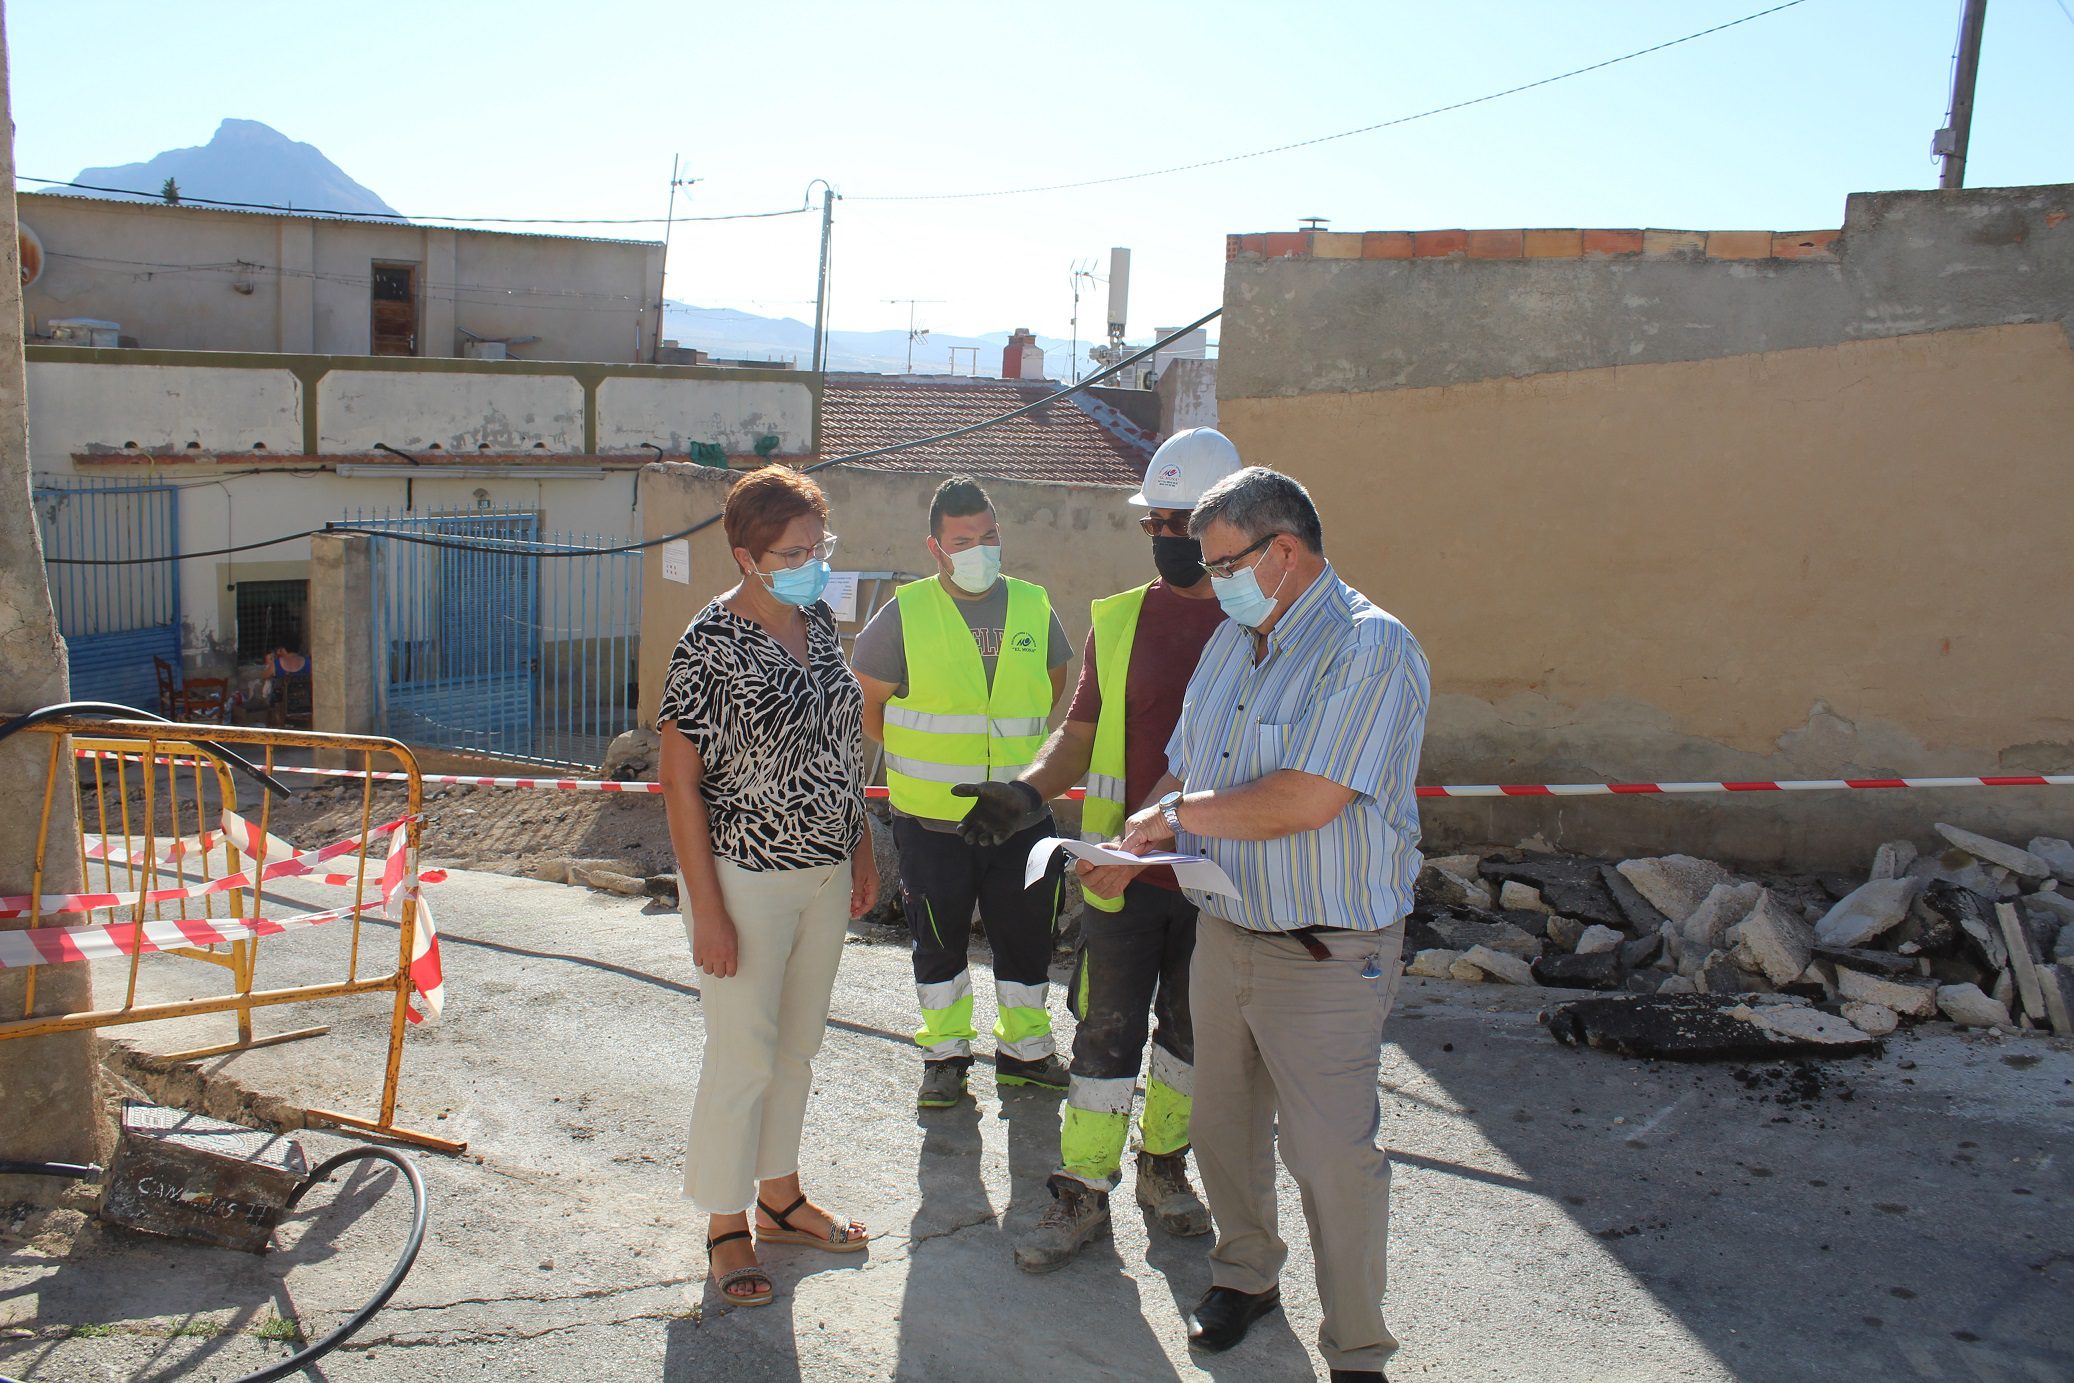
top-left (1219, 322), bottom-right (2074, 870)
top-left (20, 193), bottom-right (661, 362)
top-left (636, 463), bottom-right (1148, 728)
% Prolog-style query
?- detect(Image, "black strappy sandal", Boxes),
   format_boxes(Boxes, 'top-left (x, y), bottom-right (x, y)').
top-left (706, 1228), bottom-right (774, 1304)
top-left (755, 1194), bottom-right (870, 1253)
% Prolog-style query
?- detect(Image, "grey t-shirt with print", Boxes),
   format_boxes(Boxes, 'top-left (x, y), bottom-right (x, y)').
top-left (852, 577), bottom-right (1071, 831)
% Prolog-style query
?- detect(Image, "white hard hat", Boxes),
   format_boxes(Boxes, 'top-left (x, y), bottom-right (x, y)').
top-left (1131, 427), bottom-right (1242, 508)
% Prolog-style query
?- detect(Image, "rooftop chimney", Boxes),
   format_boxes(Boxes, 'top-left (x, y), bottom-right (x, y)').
top-left (1003, 328), bottom-right (1044, 381)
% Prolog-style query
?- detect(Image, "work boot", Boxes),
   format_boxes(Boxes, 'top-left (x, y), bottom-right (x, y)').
top-left (1135, 1150), bottom-right (1212, 1237)
top-left (916, 1058), bottom-right (971, 1110)
top-left (995, 1052), bottom-right (1068, 1092)
top-left (1013, 1176), bottom-right (1110, 1273)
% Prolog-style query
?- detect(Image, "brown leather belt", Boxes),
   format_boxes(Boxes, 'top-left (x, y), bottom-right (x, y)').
top-left (1280, 925), bottom-right (1350, 961)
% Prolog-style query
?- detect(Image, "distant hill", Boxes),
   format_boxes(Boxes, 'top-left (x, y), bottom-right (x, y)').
top-left (665, 302), bottom-right (1083, 377)
top-left (72, 118), bottom-right (401, 219)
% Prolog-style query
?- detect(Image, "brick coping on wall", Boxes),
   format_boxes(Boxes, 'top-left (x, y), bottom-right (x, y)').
top-left (1228, 227), bottom-right (1841, 263)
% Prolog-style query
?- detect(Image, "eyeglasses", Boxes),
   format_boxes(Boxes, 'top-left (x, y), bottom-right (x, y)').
top-left (1200, 532), bottom-right (1281, 581)
top-left (1136, 511), bottom-right (1192, 538)
top-left (766, 533), bottom-right (838, 569)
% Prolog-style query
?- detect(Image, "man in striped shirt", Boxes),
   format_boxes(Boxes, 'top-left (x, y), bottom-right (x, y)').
top-left (1084, 465), bottom-right (1429, 1383)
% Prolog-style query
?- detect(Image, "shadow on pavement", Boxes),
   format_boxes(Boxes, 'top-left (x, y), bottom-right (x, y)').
top-left (1377, 994), bottom-right (2074, 1381)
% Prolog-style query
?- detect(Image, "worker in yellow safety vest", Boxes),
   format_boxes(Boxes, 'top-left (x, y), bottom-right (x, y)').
top-left (855, 475), bottom-right (1074, 1111)
top-left (950, 429), bottom-right (1242, 1272)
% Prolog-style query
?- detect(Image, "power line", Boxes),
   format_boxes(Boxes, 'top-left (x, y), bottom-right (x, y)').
top-left (42, 310), bottom-right (1221, 567)
top-left (18, 176), bottom-right (812, 226)
top-left (852, 0), bottom-right (1815, 202)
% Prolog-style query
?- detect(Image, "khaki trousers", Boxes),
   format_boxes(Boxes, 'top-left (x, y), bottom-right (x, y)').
top-left (1190, 914), bottom-right (1406, 1373)
top-left (682, 858), bottom-right (852, 1215)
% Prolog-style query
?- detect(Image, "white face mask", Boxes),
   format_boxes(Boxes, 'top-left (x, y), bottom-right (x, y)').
top-left (941, 542), bottom-right (1002, 594)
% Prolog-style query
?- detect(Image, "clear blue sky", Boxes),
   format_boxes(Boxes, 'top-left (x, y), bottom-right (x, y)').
top-left (8, 1), bottom-right (2071, 345)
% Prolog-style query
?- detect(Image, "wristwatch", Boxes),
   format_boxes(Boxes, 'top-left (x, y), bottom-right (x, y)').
top-left (1158, 790), bottom-right (1185, 837)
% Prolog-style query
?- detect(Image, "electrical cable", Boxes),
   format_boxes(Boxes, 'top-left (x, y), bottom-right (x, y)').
top-left (0, 1142), bottom-right (424, 1383)
top-left (853, 0), bottom-right (1814, 201)
top-left (227, 1146), bottom-right (429, 1383)
top-left (42, 309), bottom-right (1221, 566)
top-left (19, 177), bottom-right (811, 226)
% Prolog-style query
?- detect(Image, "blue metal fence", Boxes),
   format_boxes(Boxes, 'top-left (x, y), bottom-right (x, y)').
top-left (32, 474), bottom-right (182, 709)
top-left (340, 508), bottom-right (641, 769)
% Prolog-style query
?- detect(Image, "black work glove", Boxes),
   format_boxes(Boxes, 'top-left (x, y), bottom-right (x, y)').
top-left (950, 780), bottom-right (1046, 847)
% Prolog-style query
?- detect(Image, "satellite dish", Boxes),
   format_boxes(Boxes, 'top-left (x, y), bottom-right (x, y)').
top-left (19, 222), bottom-right (43, 288)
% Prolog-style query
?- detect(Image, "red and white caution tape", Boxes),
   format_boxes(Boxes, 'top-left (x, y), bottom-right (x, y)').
top-left (0, 899), bottom-right (387, 971)
top-left (71, 749), bottom-right (2074, 799)
top-left (1412, 775), bottom-right (2074, 798)
top-left (2, 813), bottom-right (418, 920)
top-left (7, 803), bottom-right (445, 1020)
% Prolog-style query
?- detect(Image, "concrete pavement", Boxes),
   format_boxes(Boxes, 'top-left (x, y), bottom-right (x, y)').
top-left (2, 867), bottom-right (2070, 1381)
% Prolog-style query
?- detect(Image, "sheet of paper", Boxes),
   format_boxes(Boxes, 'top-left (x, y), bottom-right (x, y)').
top-left (1023, 836), bottom-right (1240, 899)
top-left (823, 571), bottom-right (860, 622)
top-left (659, 539), bottom-right (690, 585)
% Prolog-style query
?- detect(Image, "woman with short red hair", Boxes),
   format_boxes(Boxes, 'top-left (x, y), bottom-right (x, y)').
top-left (657, 465), bottom-right (878, 1307)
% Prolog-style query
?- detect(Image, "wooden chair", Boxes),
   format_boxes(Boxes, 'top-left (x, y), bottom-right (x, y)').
top-left (178, 677), bottom-right (231, 723)
top-left (152, 655), bottom-right (179, 716)
top-left (269, 675), bottom-right (314, 729)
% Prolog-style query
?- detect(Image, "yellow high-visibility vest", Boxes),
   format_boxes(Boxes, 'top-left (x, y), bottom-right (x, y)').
top-left (1078, 583), bottom-right (1150, 913)
top-left (884, 575), bottom-right (1054, 822)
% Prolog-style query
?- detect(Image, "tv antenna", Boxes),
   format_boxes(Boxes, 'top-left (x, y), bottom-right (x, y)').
top-left (886, 298), bottom-right (943, 373)
top-left (1068, 259), bottom-right (1102, 385)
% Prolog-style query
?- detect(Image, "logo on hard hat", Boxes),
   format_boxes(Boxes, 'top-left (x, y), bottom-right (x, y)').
top-left (1156, 465), bottom-right (1183, 487)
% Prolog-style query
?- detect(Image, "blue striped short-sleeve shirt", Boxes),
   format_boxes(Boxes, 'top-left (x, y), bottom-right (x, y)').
top-left (1165, 564), bottom-right (1430, 932)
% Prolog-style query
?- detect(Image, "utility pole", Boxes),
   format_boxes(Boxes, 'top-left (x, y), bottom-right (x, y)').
top-left (653, 156), bottom-right (699, 363)
top-left (809, 181), bottom-right (836, 374)
top-left (1935, 0), bottom-right (1989, 189)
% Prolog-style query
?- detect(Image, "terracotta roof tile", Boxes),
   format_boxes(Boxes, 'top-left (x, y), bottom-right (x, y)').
top-left (821, 375), bottom-right (1150, 487)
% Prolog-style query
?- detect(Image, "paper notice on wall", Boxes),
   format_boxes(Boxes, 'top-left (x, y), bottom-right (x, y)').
top-left (1023, 836), bottom-right (1240, 898)
top-left (824, 571), bottom-right (861, 622)
top-left (660, 539), bottom-right (690, 585)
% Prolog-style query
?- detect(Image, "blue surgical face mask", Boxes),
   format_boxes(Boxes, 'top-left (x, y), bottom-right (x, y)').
top-left (1210, 549), bottom-right (1288, 629)
top-left (760, 559), bottom-right (831, 607)
top-left (943, 542), bottom-right (1002, 595)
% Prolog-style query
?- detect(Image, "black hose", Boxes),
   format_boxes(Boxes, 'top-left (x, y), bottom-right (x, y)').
top-left (0, 701), bottom-right (294, 799)
top-left (228, 1146), bottom-right (429, 1383)
top-left (0, 1160), bottom-right (101, 1181)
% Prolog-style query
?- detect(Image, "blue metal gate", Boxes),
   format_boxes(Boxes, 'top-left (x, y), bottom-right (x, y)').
top-left (346, 508), bottom-right (641, 768)
top-left (32, 475), bottom-right (182, 709)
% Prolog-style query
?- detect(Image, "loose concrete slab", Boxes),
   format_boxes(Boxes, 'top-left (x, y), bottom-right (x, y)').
top-left (3, 870), bottom-right (2070, 1383)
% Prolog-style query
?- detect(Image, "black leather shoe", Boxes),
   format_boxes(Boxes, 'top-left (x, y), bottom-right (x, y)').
top-left (1329, 1371), bottom-right (1385, 1382)
top-left (1186, 1284), bottom-right (1281, 1352)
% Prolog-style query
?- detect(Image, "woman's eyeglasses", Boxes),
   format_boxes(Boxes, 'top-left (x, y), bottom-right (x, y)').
top-left (1136, 512), bottom-right (1192, 538)
top-left (767, 534), bottom-right (839, 569)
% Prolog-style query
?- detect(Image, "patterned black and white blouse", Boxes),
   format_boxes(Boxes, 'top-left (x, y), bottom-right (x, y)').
top-left (656, 599), bottom-right (867, 871)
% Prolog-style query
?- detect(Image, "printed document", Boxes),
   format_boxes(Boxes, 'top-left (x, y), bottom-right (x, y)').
top-left (1024, 836), bottom-right (1240, 898)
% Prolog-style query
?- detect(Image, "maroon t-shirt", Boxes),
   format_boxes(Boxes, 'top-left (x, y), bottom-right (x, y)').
top-left (1066, 579), bottom-right (1228, 892)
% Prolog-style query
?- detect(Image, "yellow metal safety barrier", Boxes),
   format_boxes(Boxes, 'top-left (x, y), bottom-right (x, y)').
top-left (1, 718), bottom-right (463, 1155)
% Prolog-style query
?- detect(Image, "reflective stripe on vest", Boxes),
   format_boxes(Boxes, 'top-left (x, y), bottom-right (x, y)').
top-left (1079, 583), bottom-right (1150, 913)
top-left (884, 575), bottom-right (1055, 822)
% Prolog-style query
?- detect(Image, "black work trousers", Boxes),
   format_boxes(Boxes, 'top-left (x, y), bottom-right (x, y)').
top-left (895, 813), bottom-right (1063, 1063)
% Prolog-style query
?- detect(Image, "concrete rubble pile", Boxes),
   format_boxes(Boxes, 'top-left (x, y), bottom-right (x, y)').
top-left (1406, 824), bottom-right (2074, 1046)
